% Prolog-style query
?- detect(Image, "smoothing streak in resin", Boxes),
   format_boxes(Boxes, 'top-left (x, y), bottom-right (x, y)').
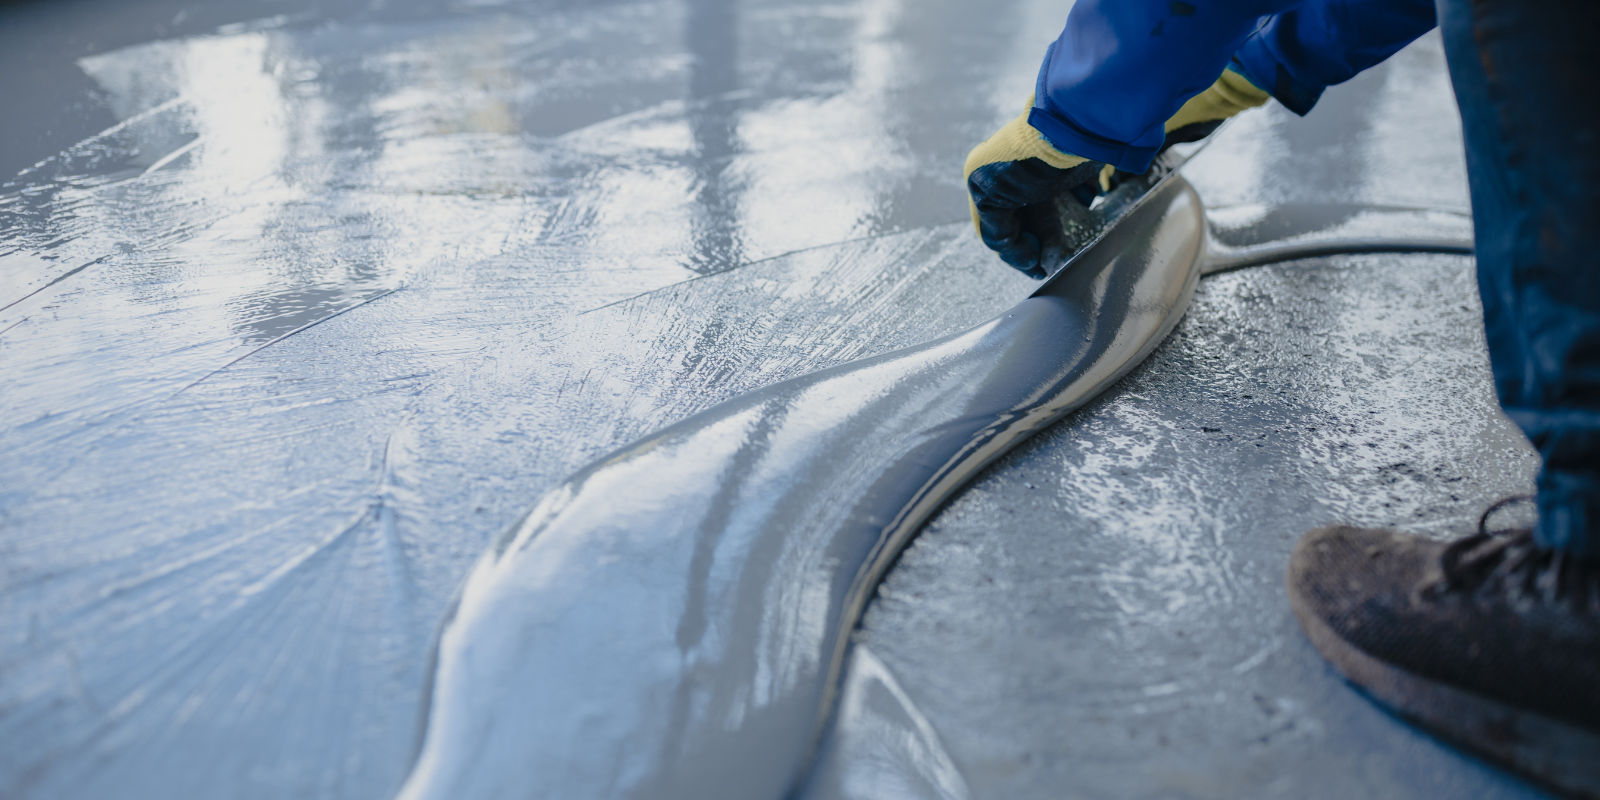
top-left (1201, 203), bottom-right (1473, 275)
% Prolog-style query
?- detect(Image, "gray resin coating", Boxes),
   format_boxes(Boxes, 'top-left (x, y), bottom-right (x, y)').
top-left (400, 175), bottom-right (1207, 800)
top-left (400, 161), bottom-right (1476, 797)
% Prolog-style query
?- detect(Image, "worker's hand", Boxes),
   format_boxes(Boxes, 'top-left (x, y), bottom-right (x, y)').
top-left (966, 71), bottom-right (1270, 277)
top-left (964, 97), bottom-right (1102, 278)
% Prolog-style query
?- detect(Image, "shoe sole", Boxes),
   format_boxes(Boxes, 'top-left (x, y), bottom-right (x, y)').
top-left (1289, 587), bottom-right (1600, 799)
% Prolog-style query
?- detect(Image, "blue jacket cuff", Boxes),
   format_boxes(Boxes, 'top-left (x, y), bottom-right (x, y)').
top-left (1027, 106), bottom-right (1163, 174)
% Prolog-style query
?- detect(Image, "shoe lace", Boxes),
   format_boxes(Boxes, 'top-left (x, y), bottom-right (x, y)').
top-left (1430, 496), bottom-right (1600, 611)
top-left (1476, 494), bottom-right (1534, 537)
top-left (1433, 527), bottom-right (1530, 593)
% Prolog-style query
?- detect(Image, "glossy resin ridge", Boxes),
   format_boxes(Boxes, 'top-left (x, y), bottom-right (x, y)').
top-left (395, 177), bottom-right (1208, 800)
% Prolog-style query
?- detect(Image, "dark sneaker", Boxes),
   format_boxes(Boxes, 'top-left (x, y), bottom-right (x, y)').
top-left (1287, 523), bottom-right (1600, 797)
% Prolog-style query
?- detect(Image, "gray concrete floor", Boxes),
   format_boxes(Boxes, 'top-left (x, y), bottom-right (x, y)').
top-left (0, 0), bottom-right (1550, 798)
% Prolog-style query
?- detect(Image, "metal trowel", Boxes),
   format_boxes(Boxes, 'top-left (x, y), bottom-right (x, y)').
top-left (1029, 126), bottom-right (1222, 289)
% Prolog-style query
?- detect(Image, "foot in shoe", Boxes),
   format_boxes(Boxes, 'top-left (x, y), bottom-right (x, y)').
top-left (1287, 522), bottom-right (1600, 798)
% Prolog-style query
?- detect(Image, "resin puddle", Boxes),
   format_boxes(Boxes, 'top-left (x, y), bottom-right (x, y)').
top-left (395, 173), bottom-right (1473, 800)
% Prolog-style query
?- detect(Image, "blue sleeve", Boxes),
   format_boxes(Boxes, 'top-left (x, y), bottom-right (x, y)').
top-left (1232, 0), bottom-right (1436, 115)
top-left (1029, 0), bottom-right (1301, 173)
top-left (1030, 0), bottom-right (1437, 173)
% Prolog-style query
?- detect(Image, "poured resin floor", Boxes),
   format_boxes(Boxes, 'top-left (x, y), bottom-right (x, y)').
top-left (0, 0), bottom-right (1549, 798)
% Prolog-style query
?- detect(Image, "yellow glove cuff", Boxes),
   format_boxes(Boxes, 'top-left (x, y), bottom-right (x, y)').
top-left (964, 94), bottom-right (1089, 180)
top-left (1164, 69), bottom-right (1271, 134)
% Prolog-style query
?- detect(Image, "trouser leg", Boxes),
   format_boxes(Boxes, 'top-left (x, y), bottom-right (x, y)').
top-left (1437, 0), bottom-right (1600, 558)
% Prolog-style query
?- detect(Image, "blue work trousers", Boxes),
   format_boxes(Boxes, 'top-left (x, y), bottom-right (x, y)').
top-left (1439, 0), bottom-right (1600, 557)
top-left (1035, 0), bottom-right (1600, 557)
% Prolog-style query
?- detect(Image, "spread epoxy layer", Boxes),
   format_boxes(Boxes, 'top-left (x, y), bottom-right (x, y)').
top-left (398, 176), bottom-right (1206, 800)
top-left (396, 172), bottom-right (1478, 797)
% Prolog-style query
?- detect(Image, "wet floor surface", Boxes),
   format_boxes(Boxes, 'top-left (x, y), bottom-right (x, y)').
top-left (840, 249), bottom-right (1542, 799)
top-left (0, 0), bottom-right (1552, 798)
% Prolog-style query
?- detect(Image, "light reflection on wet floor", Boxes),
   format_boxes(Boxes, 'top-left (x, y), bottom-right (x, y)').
top-left (0, 1), bottom-right (1550, 798)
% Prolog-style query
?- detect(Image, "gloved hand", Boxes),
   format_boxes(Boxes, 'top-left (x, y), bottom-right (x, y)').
top-left (966, 68), bottom-right (1270, 278)
top-left (963, 96), bottom-right (1102, 278)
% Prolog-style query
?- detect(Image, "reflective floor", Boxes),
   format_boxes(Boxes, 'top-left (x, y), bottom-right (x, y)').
top-left (0, 0), bottom-right (1551, 798)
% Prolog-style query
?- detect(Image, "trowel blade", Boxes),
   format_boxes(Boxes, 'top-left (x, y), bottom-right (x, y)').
top-left (1031, 134), bottom-right (1216, 296)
